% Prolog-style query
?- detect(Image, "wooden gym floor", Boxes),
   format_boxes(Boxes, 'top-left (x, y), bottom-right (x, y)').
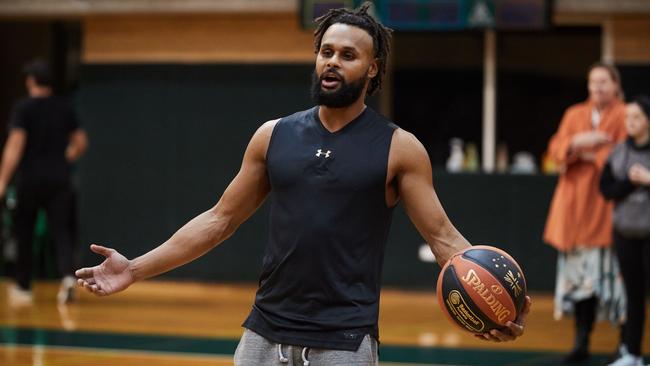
top-left (1, 279), bottom-right (648, 365)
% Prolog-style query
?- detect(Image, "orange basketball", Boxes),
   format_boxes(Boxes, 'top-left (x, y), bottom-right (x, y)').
top-left (436, 245), bottom-right (527, 334)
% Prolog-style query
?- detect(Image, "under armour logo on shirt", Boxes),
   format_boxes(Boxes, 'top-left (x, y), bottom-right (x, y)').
top-left (316, 149), bottom-right (331, 158)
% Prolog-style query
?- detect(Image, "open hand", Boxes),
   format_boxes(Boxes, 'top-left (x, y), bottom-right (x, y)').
top-left (75, 244), bottom-right (135, 296)
top-left (474, 295), bottom-right (531, 342)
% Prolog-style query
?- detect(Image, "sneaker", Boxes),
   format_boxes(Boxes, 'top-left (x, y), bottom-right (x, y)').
top-left (619, 344), bottom-right (629, 357)
top-left (8, 285), bottom-right (33, 307)
top-left (607, 344), bottom-right (631, 364)
top-left (607, 354), bottom-right (644, 366)
top-left (57, 276), bottom-right (76, 304)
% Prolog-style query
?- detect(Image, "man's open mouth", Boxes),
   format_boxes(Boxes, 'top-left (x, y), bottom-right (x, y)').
top-left (321, 72), bottom-right (342, 89)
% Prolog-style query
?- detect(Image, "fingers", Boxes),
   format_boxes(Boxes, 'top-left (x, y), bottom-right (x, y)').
top-left (78, 279), bottom-right (107, 296)
top-left (506, 297), bottom-right (530, 337)
top-left (79, 277), bottom-right (96, 286)
top-left (474, 328), bottom-right (515, 342)
top-left (90, 244), bottom-right (114, 258)
top-left (505, 321), bottom-right (524, 337)
top-left (517, 296), bottom-right (532, 323)
top-left (75, 267), bottom-right (94, 279)
top-left (474, 329), bottom-right (512, 342)
top-left (490, 328), bottom-right (515, 342)
top-left (76, 244), bottom-right (120, 298)
top-left (629, 165), bottom-right (649, 182)
top-left (78, 279), bottom-right (96, 292)
top-left (629, 164), bottom-right (649, 176)
top-left (484, 315), bottom-right (528, 342)
top-left (476, 296), bottom-right (531, 343)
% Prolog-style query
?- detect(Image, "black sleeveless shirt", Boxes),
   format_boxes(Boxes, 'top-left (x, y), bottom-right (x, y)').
top-left (243, 106), bottom-right (398, 351)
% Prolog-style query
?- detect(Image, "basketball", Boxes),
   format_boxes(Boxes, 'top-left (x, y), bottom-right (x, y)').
top-left (436, 245), bottom-right (527, 334)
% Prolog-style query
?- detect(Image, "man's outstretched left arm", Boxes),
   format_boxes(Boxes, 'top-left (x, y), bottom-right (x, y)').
top-left (391, 129), bottom-right (470, 266)
top-left (391, 129), bottom-right (530, 342)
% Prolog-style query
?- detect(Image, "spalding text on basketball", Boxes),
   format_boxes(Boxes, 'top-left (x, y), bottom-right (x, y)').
top-left (461, 269), bottom-right (511, 323)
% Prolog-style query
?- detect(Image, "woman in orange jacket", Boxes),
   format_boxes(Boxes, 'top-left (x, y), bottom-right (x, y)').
top-left (544, 63), bottom-right (628, 363)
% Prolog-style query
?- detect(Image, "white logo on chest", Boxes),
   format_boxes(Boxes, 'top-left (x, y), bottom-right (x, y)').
top-left (315, 149), bottom-right (331, 158)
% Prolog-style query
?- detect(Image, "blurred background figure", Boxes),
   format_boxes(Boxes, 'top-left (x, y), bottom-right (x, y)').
top-left (543, 63), bottom-right (628, 363)
top-left (600, 95), bottom-right (650, 366)
top-left (1, 59), bottom-right (88, 306)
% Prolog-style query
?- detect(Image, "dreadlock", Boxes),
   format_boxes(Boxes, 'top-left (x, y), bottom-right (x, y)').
top-left (313, 1), bottom-right (393, 96)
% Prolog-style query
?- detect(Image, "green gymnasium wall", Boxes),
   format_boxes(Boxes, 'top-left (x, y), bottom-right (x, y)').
top-left (76, 64), bottom-right (314, 281)
top-left (74, 64), bottom-right (557, 292)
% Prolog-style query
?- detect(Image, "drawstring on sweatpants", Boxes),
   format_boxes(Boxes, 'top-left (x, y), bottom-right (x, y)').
top-left (277, 344), bottom-right (288, 363)
top-left (276, 344), bottom-right (310, 365)
top-left (301, 347), bottom-right (310, 366)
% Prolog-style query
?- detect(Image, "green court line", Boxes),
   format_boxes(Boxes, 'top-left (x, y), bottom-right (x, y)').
top-left (1, 343), bottom-right (236, 362)
top-left (0, 326), bottom-right (637, 365)
top-left (0, 326), bottom-right (238, 355)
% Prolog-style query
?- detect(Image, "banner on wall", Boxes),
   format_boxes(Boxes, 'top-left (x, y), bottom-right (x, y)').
top-left (301, 0), bottom-right (549, 31)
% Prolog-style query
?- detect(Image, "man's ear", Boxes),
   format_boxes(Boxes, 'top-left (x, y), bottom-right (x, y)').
top-left (367, 59), bottom-right (379, 79)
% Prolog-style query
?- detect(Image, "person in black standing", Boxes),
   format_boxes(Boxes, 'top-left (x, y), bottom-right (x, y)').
top-left (1, 60), bottom-right (88, 306)
top-left (600, 96), bottom-right (650, 366)
top-left (76, 3), bottom-right (530, 365)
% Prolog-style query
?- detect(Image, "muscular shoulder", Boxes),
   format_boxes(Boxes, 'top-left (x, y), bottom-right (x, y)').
top-left (247, 119), bottom-right (279, 160)
top-left (389, 128), bottom-right (431, 175)
top-left (257, 119), bottom-right (279, 138)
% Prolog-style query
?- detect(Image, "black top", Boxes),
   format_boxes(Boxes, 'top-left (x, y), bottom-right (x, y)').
top-left (243, 106), bottom-right (398, 351)
top-left (600, 137), bottom-right (650, 201)
top-left (9, 96), bottom-right (80, 183)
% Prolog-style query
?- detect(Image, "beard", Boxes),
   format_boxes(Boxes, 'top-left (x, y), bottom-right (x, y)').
top-left (310, 69), bottom-right (367, 108)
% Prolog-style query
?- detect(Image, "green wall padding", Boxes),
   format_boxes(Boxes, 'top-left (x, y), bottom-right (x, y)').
top-left (75, 64), bottom-right (558, 291)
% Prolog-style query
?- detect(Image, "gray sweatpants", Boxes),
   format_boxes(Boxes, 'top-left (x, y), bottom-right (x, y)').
top-left (234, 329), bottom-right (378, 366)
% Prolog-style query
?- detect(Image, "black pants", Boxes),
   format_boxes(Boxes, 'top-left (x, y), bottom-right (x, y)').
top-left (614, 230), bottom-right (650, 356)
top-left (15, 179), bottom-right (76, 290)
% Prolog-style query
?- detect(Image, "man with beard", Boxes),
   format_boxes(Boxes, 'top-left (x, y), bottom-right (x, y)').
top-left (76, 3), bottom-right (530, 365)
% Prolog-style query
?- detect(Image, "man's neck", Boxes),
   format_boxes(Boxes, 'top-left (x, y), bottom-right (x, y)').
top-left (318, 99), bottom-right (367, 133)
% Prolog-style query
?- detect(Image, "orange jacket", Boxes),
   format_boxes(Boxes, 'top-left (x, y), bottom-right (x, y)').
top-left (543, 99), bottom-right (627, 252)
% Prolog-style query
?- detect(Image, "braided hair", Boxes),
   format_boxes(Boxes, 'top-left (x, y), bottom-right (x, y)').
top-left (313, 2), bottom-right (393, 96)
